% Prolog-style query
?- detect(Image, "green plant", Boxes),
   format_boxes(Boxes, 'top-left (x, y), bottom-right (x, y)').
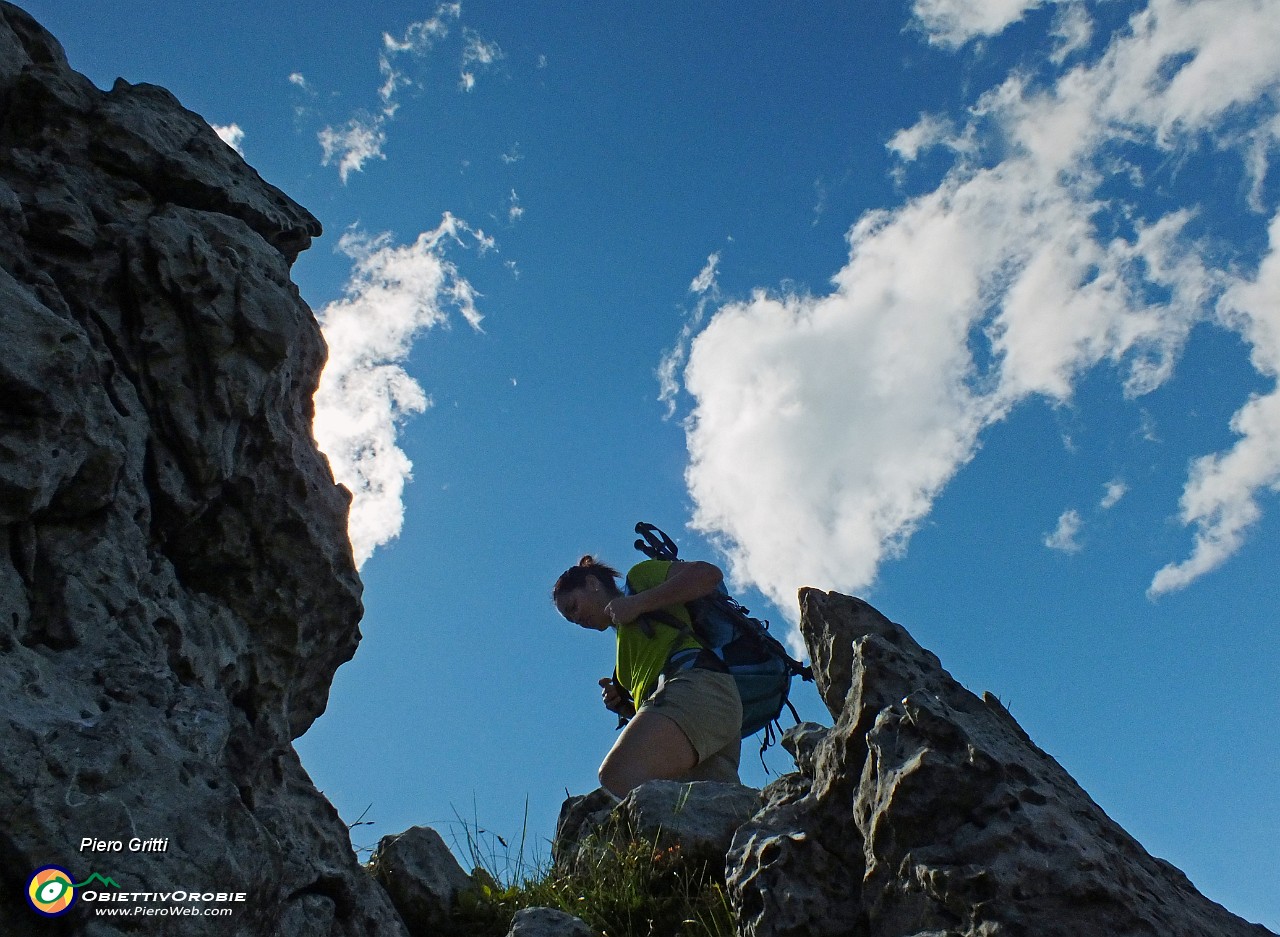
top-left (445, 809), bottom-right (735, 937)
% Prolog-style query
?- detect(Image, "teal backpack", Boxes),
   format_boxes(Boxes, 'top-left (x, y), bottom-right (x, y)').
top-left (626, 522), bottom-right (813, 749)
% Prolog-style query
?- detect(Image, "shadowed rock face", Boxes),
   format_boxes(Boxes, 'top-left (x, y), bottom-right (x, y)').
top-left (0, 4), bottom-right (406, 934)
top-left (728, 589), bottom-right (1276, 937)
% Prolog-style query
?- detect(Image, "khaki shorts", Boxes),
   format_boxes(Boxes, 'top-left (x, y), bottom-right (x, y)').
top-left (640, 668), bottom-right (743, 784)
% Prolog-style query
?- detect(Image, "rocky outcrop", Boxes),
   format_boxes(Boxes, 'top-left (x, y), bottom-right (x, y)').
top-left (0, 4), bottom-right (405, 934)
top-left (555, 781), bottom-right (761, 874)
top-left (728, 589), bottom-right (1276, 937)
top-left (368, 827), bottom-right (473, 933)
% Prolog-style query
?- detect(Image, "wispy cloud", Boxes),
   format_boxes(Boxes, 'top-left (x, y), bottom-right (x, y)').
top-left (378, 3), bottom-right (460, 110)
top-left (319, 2), bottom-right (503, 181)
top-left (312, 214), bottom-right (491, 567)
top-left (459, 27), bottom-right (504, 92)
top-left (658, 252), bottom-right (721, 418)
top-left (1100, 479), bottom-right (1128, 510)
top-left (211, 123), bottom-right (245, 156)
top-left (690, 252), bottom-right (721, 296)
top-left (382, 1), bottom-right (459, 56)
top-left (1149, 212), bottom-right (1280, 597)
top-left (910, 0), bottom-right (1061, 48)
top-left (507, 189), bottom-right (524, 224)
top-left (319, 115), bottom-right (388, 183)
top-left (673, 0), bottom-right (1280, 613)
top-left (1050, 2), bottom-right (1093, 63)
top-left (1045, 509), bottom-right (1084, 553)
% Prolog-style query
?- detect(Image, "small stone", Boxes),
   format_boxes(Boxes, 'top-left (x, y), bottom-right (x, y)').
top-left (506, 907), bottom-right (596, 937)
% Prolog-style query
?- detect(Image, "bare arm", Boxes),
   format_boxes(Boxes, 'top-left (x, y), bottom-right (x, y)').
top-left (604, 560), bottom-right (723, 626)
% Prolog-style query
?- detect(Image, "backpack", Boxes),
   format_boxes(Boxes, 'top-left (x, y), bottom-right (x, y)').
top-left (627, 522), bottom-right (814, 748)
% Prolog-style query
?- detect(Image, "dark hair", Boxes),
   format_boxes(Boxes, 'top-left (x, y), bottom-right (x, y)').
top-left (552, 555), bottom-right (621, 600)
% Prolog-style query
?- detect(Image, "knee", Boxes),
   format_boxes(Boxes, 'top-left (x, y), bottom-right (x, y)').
top-left (598, 756), bottom-right (630, 799)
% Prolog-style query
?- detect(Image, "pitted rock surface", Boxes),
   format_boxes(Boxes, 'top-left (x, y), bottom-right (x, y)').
top-left (727, 588), bottom-right (1277, 937)
top-left (0, 4), bottom-right (404, 934)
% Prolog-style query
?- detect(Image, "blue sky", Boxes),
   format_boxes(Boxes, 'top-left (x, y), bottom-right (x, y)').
top-left (28, 0), bottom-right (1278, 927)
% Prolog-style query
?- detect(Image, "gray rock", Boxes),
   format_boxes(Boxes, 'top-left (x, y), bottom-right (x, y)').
top-left (779, 721), bottom-right (829, 777)
top-left (0, 4), bottom-right (404, 934)
top-left (554, 781), bottom-right (760, 874)
top-left (552, 787), bottom-right (618, 869)
top-left (727, 588), bottom-right (1278, 937)
top-left (368, 826), bottom-right (473, 934)
top-left (619, 780), bottom-right (761, 864)
top-left (506, 907), bottom-right (596, 937)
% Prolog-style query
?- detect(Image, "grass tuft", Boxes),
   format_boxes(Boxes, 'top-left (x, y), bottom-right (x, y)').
top-left (445, 806), bottom-right (735, 937)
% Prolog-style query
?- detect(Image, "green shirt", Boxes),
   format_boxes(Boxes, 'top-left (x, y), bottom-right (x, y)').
top-left (616, 560), bottom-right (704, 707)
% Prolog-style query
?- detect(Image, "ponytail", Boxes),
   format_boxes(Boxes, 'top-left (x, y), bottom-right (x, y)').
top-left (553, 555), bottom-right (621, 600)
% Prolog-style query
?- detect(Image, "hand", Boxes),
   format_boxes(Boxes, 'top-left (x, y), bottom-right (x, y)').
top-left (598, 677), bottom-right (636, 718)
top-left (604, 595), bottom-right (655, 637)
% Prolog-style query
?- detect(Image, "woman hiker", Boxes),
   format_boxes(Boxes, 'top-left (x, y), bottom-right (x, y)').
top-left (552, 554), bottom-right (743, 798)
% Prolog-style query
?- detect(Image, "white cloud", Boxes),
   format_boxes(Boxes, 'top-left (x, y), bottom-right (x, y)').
top-left (690, 252), bottom-right (721, 296)
top-left (212, 123), bottom-right (245, 156)
top-left (319, 2), bottom-right (464, 179)
top-left (462, 29), bottom-right (503, 68)
top-left (1149, 208), bottom-right (1280, 596)
top-left (383, 2), bottom-right (460, 54)
top-left (675, 0), bottom-right (1280, 614)
top-left (288, 72), bottom-right (309, 90)
top-left (1050, 2), bottom-right (1093, 63)
top-left (313, 215), bottom-right (489, 567)
top-left (377, 3), bottom-right (462, 109)
top-left (1045, 509), bottom-right (1084, 553)
top-left (457, 28), bottom-right (504, 91)
top-left (318, 115), bottom-right (388, 183)
top-left (1100, 479), bottom-right (1129, 509)
top-left (659, 252), bottom-right (723, 418)
top-left (1242, 124), bottom-right (1274, 215)
top-left (507, 189), bottom-right (524, 224)
top-left (911, 0), bottom-right (1052, 47)
top-left (887, 112), bottom-right (963, 163)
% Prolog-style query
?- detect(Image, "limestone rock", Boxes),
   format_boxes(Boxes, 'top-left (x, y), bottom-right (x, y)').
top-left (368, 826), bottom-right (473, 934)
top-left (779, 721), bottom-right (828, 777)
top-left (506, 907), bottom-right (596, 937)
top-left (0, 4), bottom-right (404, 934)
top-left (552, 787), bottom-right (618, 870)
top-left (554, 781), bottom-right (760, 874)
top-left (620, 780), bottom-right (761, 865)
top-left (728, 589), bottom-right (1277, 937)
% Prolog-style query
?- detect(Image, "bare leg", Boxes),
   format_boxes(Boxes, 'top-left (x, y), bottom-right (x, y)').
top-left (598, 710), bottom-right (698, 798)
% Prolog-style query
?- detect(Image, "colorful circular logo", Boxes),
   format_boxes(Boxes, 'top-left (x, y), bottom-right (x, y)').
top-left (27, 866), bottom-right (77, 917)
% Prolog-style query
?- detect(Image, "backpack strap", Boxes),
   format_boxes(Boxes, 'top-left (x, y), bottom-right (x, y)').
top-left (624, 572), bottom-right (695, 639)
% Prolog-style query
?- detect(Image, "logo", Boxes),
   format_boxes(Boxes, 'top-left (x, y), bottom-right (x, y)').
top-left (26, 868), bottom-right (121, 917)
top-left (26, 867), bottom-right (77, 917)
